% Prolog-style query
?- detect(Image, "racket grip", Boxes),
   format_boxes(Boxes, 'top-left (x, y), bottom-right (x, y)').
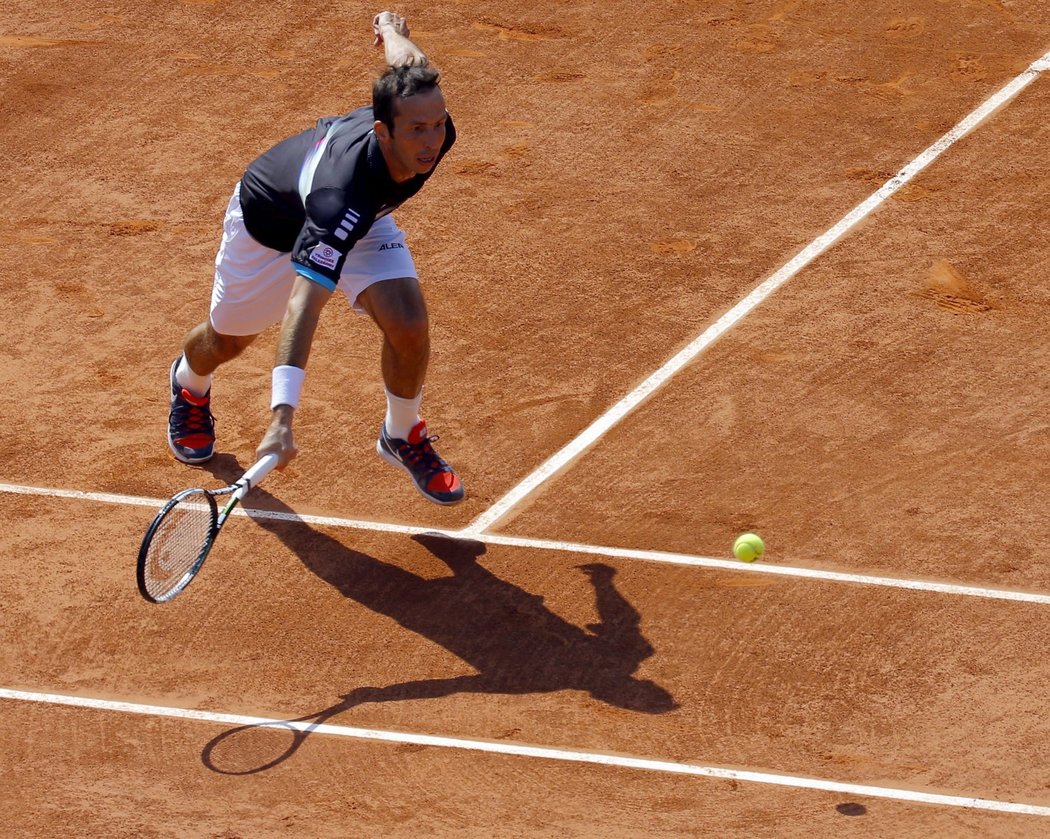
top-left (241, 453), bottom-right (280, 489)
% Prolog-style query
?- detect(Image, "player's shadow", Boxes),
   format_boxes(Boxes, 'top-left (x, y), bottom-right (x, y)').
top-left (198, 462), bottom-right (677, 773)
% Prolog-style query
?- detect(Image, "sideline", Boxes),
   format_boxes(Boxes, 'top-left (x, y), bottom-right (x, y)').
top-left (2, 482), bottom-right (1050, 604)
top-left (3, 687), bottom-right (1049, 816)
top-left (461, 49), bottom-right (1050, 535)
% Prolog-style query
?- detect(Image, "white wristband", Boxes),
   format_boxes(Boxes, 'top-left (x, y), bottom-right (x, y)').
top-left (271, 365), bottom-right (306, 409)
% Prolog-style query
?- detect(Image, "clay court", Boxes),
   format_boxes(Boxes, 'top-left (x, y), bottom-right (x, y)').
top-left (4, 0), bottom-right (1050, 836)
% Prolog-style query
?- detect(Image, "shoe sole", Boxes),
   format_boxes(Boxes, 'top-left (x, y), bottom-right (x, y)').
top-left (376, 438), bottom-right (464, 506)
top-left (167, 437), bottom-right (214, 465)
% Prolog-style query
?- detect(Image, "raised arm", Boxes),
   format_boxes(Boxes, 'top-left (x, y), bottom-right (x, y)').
top-left (372, 10), bottom-right (428, 67)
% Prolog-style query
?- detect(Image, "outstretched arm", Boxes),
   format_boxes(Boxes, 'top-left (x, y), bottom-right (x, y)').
top-left (372, 10), bottom-right (428, 67)
top-left (255, 275), bottom-right (333, 469)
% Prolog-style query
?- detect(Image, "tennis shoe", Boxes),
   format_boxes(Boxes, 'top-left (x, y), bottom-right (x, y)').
top-left (377, 420), bottom-right (464, 505)
top-left (167, 357), bottom-right (215, 464)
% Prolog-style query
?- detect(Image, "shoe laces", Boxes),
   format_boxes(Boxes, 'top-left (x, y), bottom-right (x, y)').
top-left (396, 433), bottom-right (448, 476)
top-left (171, 389), bottom-right (214, 434)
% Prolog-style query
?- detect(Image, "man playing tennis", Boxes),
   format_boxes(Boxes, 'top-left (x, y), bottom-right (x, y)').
top-left (165, 10), bottom-right (463, 505)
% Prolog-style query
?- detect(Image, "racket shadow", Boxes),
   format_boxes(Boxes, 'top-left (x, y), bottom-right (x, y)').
top-left (199, 464), bottom-right (678, 774)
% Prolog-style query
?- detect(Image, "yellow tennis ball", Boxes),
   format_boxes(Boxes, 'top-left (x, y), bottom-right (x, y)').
top-left (733, 532), bottom-right (765, 563)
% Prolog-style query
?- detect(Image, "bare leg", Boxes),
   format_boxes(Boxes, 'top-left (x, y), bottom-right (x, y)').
top-left (362, 276), bottom-right (462, 503)
top-left (356, 277), bottom-right (429, 398)
top-left (182, 321), bottom-right (258, 375)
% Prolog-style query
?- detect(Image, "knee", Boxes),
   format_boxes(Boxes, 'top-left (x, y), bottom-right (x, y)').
top-left (383, 315), bottom-right (430, 359)
top-left (209, 326), bottom-right (256, 359)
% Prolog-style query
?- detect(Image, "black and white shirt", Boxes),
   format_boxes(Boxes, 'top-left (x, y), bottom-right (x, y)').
top-left (238, 105), bottom-right (455, 290)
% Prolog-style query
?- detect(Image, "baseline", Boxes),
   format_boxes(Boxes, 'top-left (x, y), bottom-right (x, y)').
top-left (462, 49), bottom-right (1050, 536)
top-left (1, 688), bottom-right (1048, 817)
top-left (2, 482), bottom-right (1049, 604)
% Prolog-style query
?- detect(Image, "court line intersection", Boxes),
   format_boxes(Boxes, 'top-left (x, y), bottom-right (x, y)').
top-left (4, 45), bottom-right (1050, 828)
top-left (2, 481), bottom-right (1050, 604)
top-left (462, 48), bottom-right (1050, 535)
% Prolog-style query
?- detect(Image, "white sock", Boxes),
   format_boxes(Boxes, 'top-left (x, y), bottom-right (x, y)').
top-left (176, 356), bottom-right (212, 398)
top-left (384, 387), bottom-right (423, 439)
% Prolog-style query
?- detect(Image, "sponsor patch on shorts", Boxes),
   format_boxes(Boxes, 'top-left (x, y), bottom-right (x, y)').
top-left (308, 244), bottom-right (341, 271)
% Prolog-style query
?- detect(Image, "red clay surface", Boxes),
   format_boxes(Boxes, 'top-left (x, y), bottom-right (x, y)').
top-left (3, 0), bottom-right (1050, 836)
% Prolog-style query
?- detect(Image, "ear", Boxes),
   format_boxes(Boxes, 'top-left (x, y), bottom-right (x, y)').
top-left (373, 119), bottom-right (390, 141)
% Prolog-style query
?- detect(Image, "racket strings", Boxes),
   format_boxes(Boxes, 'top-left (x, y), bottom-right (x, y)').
top-left (142, 495), bottom-right (216, 598)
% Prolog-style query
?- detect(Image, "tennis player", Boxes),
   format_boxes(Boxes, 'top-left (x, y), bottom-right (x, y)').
top-left (165, 11), bottom-right (463, 505)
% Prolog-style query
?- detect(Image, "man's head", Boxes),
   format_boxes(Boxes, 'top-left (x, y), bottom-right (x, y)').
top-left (373, 65), bottom-right (448, 182)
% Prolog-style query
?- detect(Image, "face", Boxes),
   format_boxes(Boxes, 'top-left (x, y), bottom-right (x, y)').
top-left (375, 87), bottom-right (448, 182)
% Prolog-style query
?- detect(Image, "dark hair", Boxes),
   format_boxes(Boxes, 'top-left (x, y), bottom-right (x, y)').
top-left (372, 64), bottom-right (442, 133)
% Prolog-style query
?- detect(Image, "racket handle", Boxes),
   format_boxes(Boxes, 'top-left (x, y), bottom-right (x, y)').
top-left (240, 453), bottom-right (280, 490)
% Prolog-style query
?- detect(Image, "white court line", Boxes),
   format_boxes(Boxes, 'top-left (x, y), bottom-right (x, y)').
top-left (3, 481), bottom-right (1050, 604)
top-left (462, 49), bottom-right (1050, 537)
top-left (2, 687), bottom-right (1048, 816)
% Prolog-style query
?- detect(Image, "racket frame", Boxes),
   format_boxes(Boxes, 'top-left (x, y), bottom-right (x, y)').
top-left (137, 454), bottom-right (278, 603)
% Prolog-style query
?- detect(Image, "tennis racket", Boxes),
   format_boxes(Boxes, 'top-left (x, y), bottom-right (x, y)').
top-left (136, 454), bottom-right (279, 603)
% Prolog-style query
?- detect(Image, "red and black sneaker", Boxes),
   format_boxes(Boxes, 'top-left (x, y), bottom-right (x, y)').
top-left (377, 419), bottom-right (464, 505)
top-left (167, 357), bottom-right (215, 464)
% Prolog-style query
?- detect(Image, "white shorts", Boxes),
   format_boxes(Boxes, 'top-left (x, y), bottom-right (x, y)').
top-left (209, 182), bottom-right (418, 336)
